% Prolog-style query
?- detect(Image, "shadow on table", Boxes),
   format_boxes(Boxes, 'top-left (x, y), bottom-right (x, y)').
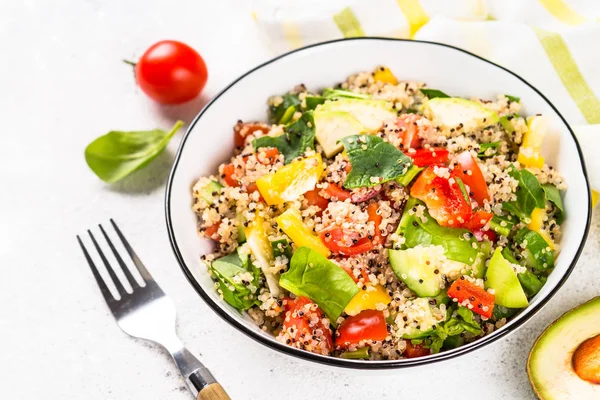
top-left (155, 94), bottom-right (211, 126)
top-left (107, 149), bottom-right (175, 195)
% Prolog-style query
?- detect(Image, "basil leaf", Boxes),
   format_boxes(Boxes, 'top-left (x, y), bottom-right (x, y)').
top-left (252, 112), bottom-right (315, 164)
top-left (279, 246), bottom-right (359, 325)
top-left (505, 94), bottom-right (520, 103)
top-left (210, 251), bottom-right (261, 311)
top-left (322, 88), bottom-right (370, 100)
top-left (85, 120), bottom-right (183, 183)
top-left (542, 184), bottom-right (565, 224)
top-left (341, 135), bottom-right (413, 189)
top-left (420, 88), bottom-right (450, 99)
top-left (270, 93), bottom-right (301, 124)
top-left (502, 165), bottom-right (546, 220)
top-left (478, 141), bottom-right (500, 158)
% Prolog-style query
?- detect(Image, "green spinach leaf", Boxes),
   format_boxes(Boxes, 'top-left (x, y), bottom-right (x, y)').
top-left (425, 307), bottom-right (481, 353)
top-left (270, 93), bottom-right (301, 124)
top-left (279, 246), bottom-right (359, 325)
top-left (502, 165), bottom-right (546, 220)
top-left (210, 250), bottom-right (261, 312)
top-left (253, 111), bottom-right (315, 164)
top-left (85, 121), bottom-right (183, 183)
top-left (505, 94), bottom-right (521, 103)
top-left (542, 184), bottom-right (565, 224)
top-left (478, 141), bottom-right (500, 158)
top-left (517, 270), bottom-right (545, 298)
top-left (305, 95), bottom-right (326, 110)
top-left (420, 88), bottom-right (450, 99)
top-left (341, 134), bottom-right (412, 189)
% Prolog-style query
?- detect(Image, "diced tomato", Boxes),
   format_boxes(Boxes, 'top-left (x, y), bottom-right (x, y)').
top-left (453, 151), bottom-right (490, 205)
top-left (323, 183), bottom-right (352, 201)
top-left (256, 147), bottom-right (280, 165)
top-left (366, 203), bottom-right (383, 245)
top-left (204, 221), bottom-right (220, 240)
top-left (336, 310), bottom-right (388, 348)
top-left (410, 166), bottom-right (473, 227)
top-left (304, 188), bottom-right (329, 211)
top-left (395, 114), bottom-right (428, 150)
top-left (340, 264), bottom-right (370, 283)
top-left (222, 164), bottom-right (239, 187)
top-left (472, 229), bottom-right (497, 242)
top-left (463, 210), bottom-right (493, 231)
top-left (403, 342), bottom-right (431, 358)
top-left (281, 297), bottom-right (333, 354)
top-left (320, 228), bottom-right (374, 256)
top-left (234, 122), bottom-right (269, 148)
top-left (447, 278), bottom-right (495, 319)
top-left (246, 183), bottom-right (264, 202)
top-left (409, 148), bottom-right (449, 167)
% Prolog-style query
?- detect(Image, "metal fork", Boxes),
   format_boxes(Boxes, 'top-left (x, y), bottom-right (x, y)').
top-left (77, 219), bottom-right (230, 400)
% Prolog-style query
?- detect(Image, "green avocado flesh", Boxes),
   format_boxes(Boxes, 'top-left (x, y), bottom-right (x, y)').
top-left (388, 247), bottom-right (442, 297)
top-left (528, 297), bottom-right (600, 399)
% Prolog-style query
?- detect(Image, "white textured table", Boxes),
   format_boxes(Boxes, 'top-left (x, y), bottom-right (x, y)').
top-left (2, 1), bottom-right (598, 399)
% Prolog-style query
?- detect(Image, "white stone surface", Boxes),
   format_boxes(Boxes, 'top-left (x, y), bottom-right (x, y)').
top-left (1, 1), bottom-right (598, 399)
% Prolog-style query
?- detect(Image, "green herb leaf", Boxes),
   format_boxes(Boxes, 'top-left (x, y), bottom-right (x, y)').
top-left (305, 95), bottom-right (326, 110)
top-left (279, 246), bottom-right (359, 325)
top-left (505, 94), bottom-right (521, 103)
top-left (478, 141), bottom-right (500, 158)
top-left (425, 307), bottom-right (481, 353)
top-left (253, 112), bottom-right (315, 164)
top-left (322, 88), bottom-right (370, 100)
top-left (542, 184), bottom-right (565, 224)
top-left (517, 270), bottom-right (545, 298)
top-left (341, 134), bottom-right (413, 189)
top-left (420, 88), bottom-right (450, 99)
top-left (270, 93), bottom-right (301, 124)
top-left (455, 177), bottom-right (470, 204)
top-left (502, 165), bottom-right (546, 220)
top-left (210, 250), bottom-right (261, 312)
top-left (85, 121), bottom-right (183, 183)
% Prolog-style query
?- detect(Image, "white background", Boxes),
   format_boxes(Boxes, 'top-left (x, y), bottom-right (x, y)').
top-left (1, 1), bottom-right (598, 399)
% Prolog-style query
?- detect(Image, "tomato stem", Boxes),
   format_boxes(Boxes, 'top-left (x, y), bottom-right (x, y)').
top-left (122, 59), bottom-right (137, 67)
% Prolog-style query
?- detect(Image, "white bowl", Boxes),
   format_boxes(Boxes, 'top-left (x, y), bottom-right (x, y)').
top-left (165, 38), bottom-right (592, 368)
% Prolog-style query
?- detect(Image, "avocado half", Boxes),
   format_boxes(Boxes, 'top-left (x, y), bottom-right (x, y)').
top-left (527, 297), bottom-right (600, 399)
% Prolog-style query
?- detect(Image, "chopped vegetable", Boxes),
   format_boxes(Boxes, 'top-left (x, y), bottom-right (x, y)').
top-left (477, 141), bottom-right (500, 158)
top-left (527, 207), bottom-right (555, 250)
top-left (373, 66), bottom-right (398, 85)
top-left (485, 248), bottom-right (529, 308)
top-left (318, 98), bottom-right (396, 131)
top-left (489, 215), bottom-right (515, 237)
top-left (404, 342), bottom-right (431, 358)
top-left (323, 183), bottom-right (352, 201)
top-left (463, 210), bottom-right (493, 232)
top-left (280, 247), bottom-right (359, 324)
top-left (447, 278), bottom-right (495, 319)
top-left (502, 165), bottom-right (546, 221)
top-left (209, 250), bottom-right (261, 311)
top-left (395, 114), bottom-right (427, 149)
top-left (336, 310), bottom-right (388, 348)
top-left (245, 216), bottom-right (280, 297)
top-left (388, 246), bottom-right (443, 297)
top-left (410, 148), bottom-right (449, 167)
top-left (420, 88), bottom-right (450, 99)
top-left (340, 347), bottom-right (371, 359)
top-left (542, 184), bottom-right (565, 224)
top-left (426, 97), bottom-right (499, 132)
top-left (396, 165), bottom-right (423, 187)
top-left (341, 134), bottom-right (413, 189)
top-left (518, 115), bottom-right (548, 169)
top-left (345, 284), bottom-right (391, 316)
top-left (505, 94), bottom-right (521, 103)
top-left (323, 88), bottom-right (370, 100)
top-left (518, 270), bottom-right (545, 298)
top-left (366, 203), bottom-right (383, 245)
top-left (313, 110), bottom-right (365, 157)
top-left (276, 209), bottom-right (331, 257)
top-left (303, 188), bottom-right (329, 211)
top-left (281, 296), bottom-right (333, 353)
top-left (453, 151), bottom-right (490, 205)
top-left (269, 93), bottom-right (301, 124)
top-left (320, 227), bottom-right (374, 256)
top-left (514, 228), bottom-right (555, 271)
top-left (253, 111), bottom-right (315, 164)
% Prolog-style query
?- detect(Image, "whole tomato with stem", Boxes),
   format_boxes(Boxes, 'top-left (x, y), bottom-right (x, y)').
top-left (127, 40), bottom-right (208, 104)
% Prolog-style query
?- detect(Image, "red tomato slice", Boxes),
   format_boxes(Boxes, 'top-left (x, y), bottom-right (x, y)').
top-left (256, 147), bottom-right (280, 165)
top-left (246, 183), bottom-right (264, 202)
top-left (447, 278), bottom-right (495, 319)
top-left (395, 114), bottom-right (428, 149)
top-left (203, 221), bottom-right (220, 240)
top-left (366, 203), bottom-right (383, 245)
top-left (403, 342), bottom-right (431, 358)
top-left (410, 166), bottom-right (473, 227)
top-left (336, 310), bottom-right (388, 348)
top-left (234, 122), bottom-right (269, 148)
top-left (340, 264), bottom-right (370, 283)
top-left (322, 183), bottom-right (352, 201)
top-left (453, 151), bottom-right (490, 205)
top-left (320, 228), bottom-right (374, 256)
top-left (221, 164), bottom-right (239, 187)
top-left (463, 210), bottom-right (493, 232)
top-left (304, 188), bottom-right (329, 211)
top-left (281, 297), bottom-right (333, 354)
top-left (410, 148), bottom-right (449, 167)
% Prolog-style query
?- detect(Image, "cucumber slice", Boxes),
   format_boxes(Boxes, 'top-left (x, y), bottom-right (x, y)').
top-left (199, 180), bottom-right (223, 204)
top-left (388, 246), bottom-right (443, 297)
top-left (485, 248), bottom-right (528, 308)
top-left (236, 213), bottom-right (246, 244)
top-left (426, 97), bottom-right (499, 131)
top-left (514, 228), bottom-right (555, 272)
top-left (314, 111), bottom-right (366, 158)
top-left (318, 98), bottom-right (397, 132)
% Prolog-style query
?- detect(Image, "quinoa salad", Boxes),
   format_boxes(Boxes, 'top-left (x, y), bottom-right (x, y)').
top-left (192, 66), bottom-right (566, 360)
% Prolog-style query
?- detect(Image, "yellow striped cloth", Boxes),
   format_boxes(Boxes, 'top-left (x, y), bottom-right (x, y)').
top-left (251, 0), bottom-right (599, 207)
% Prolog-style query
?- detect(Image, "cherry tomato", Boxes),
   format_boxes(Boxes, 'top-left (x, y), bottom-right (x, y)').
top-left (409, 148), bottom-right (449, 167)
top-left (336, 310), bottom-right (388, 348)
top-left (134, 40), bottom-right (208, 104)
top-left (304, 188), bottom-right (329, 211)
top-left (395, 114), bottom-right (431, 150)
top-left (463, 210), bottom-right (494, 232)
top-left (280, 297), bottom-right (333, 354)
top-left (203, 221), bottom-right (220, 240)
top-left (366, 203), bottom-right (383, 245)
top-left (234, 122), bottom-right (269, 149)
top-left (322, 183), bottom-right (352, 201)
top-left (320, 228), bottom-right (374, 256)
top-left (410, 166), bottom-right (473, 227)
top-left (340, 264), bottom-right (370, 283)
top-left (447, 278), bottom-right (495, 319)
top-left (221, 164), bottom-right (239, 187)
top-left (453, 151), bottom-right (490, 205)
top-left (403, 342), bottom-right (431, 358)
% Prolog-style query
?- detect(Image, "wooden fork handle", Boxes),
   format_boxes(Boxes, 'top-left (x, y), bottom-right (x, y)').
top-left (197, 383), bottom-right (231, 400)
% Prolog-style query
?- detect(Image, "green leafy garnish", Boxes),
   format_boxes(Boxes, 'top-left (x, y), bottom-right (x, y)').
top-left (455, 177), bottom-right (470, 204)
top-left (405, 108), bottom-right (419, 114)
top-left (505, 94), bottom-right (521, 103)
top-left (502, 165), bottom-right (546, 220)
top-left (253, 112), bottom-right (315, 164)
top-left (305, 95), bottom-right (326, 110)
top-left (542, 184), bottom-right (565, 224)
top-left (517, 270), bottom-right (545, 298)
top-left (341, 135), bottom-right (413, 189)
top-left (499, 114), bottom-right (517, 134)
top-left (270, 93), bottom-right (301, 124)
top-left (271, 238), bottom-right (293, 268)
top-left (420, 88), bottom-right (450, 99)
top-left (85, 120), bottom-right (183, 183)
top-left (279, 246), bottom-right (359, 325)
top-left (478, 142), bottom-right (500, 158)
top-left (426, 307), bottom-right (482, 353)
top-left (209, 250), bottom-right (262, 312)
top-left (489, 215), bottom-right (515, 237)
top-left (322, 88), bottom-right (370, 100)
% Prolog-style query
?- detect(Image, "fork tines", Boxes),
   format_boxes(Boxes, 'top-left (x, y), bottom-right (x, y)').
top-left (77, 219), bottom-right (151, 302)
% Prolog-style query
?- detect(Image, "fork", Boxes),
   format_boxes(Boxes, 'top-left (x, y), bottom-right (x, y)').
top-left (77, 219), bottom-right (230, 400)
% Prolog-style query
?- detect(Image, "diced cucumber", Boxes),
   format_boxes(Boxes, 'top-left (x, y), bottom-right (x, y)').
top-left (426, 97), bottom-right (499, 132)
top-left (490, 215), bottom-right (515, 237)
top-left (318, 98), bottom-right (397, 132)
top-left (322, 88), bottom-right (370, 100)
top-left (314, 111), bottom-right (366, 158)
top-left (199, 180), bottom-right (223, 204)
top-left (485, 248), bottom-right (528, 308)
top-left (388, 246), bottom-right (443, 297)
top-left (514, 228), bottom-right (554, 272)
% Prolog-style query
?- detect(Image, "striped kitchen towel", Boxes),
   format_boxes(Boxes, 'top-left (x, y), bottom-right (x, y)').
top-left (251, 0), bottom-right (599, 207)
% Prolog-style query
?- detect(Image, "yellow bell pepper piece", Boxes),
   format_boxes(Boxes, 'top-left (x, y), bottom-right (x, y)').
top-left (518, 116), bottom-right (547, 169)
top-left (373, 66), bottom-right (398, 85)
top-left (276, 208), bottom-right (330, 258)
top-left (256, 154), bottom-right (324, 205)
top-left (245, 215), bottom-right (280, 296)
top-left (345, 284), bottom-right (391, 316)
top-left (527, 208), bottom-right (555, 251)
top-left (592, 190), bottom-right (599, 208)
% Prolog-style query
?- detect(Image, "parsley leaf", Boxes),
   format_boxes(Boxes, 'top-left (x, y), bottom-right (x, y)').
top-left (341, 134), bottom-right (412, 189)
top-left (252, 112), bottom-right (315, 164)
